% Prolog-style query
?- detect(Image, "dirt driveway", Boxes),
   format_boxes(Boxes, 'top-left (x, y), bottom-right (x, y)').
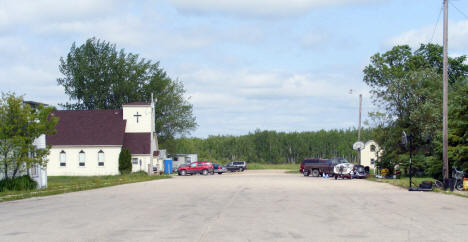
top-left (0, 170), bottom-right (467, 241)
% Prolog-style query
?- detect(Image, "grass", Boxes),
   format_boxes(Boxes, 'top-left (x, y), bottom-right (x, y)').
top-left (367, 176), bottom-right (468, 198)
top-left (248, 163), bottom-right (299, 171)
top-left (0, 172), bottom-right (171, 202)
top-left (367, 176), bottom-right (435, 188)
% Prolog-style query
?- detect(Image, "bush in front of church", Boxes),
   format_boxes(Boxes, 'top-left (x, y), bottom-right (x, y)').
top-left (119, 148), bottom-right (132, 174)
top-left (0, 175), bottom-right (37, 192)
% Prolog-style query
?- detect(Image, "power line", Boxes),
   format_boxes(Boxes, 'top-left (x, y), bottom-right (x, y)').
top-left (430, 3), bottom-right (443, 44)
top-left (450, 1), bottom-right (468, 19)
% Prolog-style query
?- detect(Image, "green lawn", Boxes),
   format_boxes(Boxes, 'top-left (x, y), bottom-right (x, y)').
top-left (0, 172), bottom-right (171, 202)
top-left (367, 176), bottom-right (435, 188)
top-left (248, 163), bottom-right (299, 171)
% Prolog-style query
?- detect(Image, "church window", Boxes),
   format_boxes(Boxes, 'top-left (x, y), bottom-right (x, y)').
top-left (98, 150), bottom-right (104, 166)
top-left (370, 145), bottom-right (376, 152)
top-left (79, 150), bottom-right (85, 167)
top-left (371, 158), bottom-right (375, 165)
top-left (132, 158), bottom-right (138, 165)
top-left (60, 151), bottom-right (66, 166)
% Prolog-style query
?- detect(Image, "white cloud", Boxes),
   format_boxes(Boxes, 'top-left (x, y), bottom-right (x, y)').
top-left (0, 0), bottom-right (120, 27)
top-left (36, 16), bottom-right (151, 47)
top-left (175, 66), bottom-right (372, 136)
top-left (182, 68), bottom-right (356, 100)
top-left (168, 0), bottom-right (382, 17)
top-left (388, 20), bottom-right (468, 51)
top-left (0, 0), bottom-right (374, 137)
top-left (0, 64), bottom-right (64, 105)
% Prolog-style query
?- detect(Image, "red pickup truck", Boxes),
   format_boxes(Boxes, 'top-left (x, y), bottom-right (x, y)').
top-left (178, 161), bottom-right (214, 176)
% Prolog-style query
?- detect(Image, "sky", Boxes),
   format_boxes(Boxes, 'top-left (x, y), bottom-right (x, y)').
top-left (1, 0), bottom-right (468, 138)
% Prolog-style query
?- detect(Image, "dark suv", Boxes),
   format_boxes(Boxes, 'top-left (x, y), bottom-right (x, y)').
top-left (177, 161), bottom-right (213, 176)
top-left (300, 158), bottom-right (348, 177)
top-left (226, 161), bottom-right (248, 172)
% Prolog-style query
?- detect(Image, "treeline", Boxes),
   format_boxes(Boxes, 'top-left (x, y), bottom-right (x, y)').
top-left (162, 128), bottom-right (374, 164)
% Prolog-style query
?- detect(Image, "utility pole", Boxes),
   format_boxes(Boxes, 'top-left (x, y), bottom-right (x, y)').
top-left (349, 89), bottom-right (363, 165)
top-left (358, 94), bottom-right (362, 142)
top-left (442, 0), bottom-right (449, 180)
top-left (358, 94), bottom-right (362, 165)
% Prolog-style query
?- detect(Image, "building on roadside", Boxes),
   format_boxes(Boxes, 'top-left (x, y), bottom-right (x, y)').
top-left (360, 140), bottom-right (382, 170)
top-left (172, 154), bottom-right (198, 168)
top-left (31, 134), bottom-right (48, 188)
top-left (46, 101), bottom-right (160, 176)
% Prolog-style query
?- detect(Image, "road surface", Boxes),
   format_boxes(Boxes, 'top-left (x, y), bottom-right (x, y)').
top-left (1, 170), bottom-right (467, 241)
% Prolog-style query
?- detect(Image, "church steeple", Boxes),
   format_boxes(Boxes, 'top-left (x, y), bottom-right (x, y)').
top-left (122, 102), bottom-right (152, 133)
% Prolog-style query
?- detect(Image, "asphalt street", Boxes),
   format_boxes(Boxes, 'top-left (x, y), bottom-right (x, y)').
top-left (1, 170), bottom-right (467, 242)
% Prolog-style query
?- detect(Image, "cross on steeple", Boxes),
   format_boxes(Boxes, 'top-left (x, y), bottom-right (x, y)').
top-left (134, 112), bottom-right (142, 123)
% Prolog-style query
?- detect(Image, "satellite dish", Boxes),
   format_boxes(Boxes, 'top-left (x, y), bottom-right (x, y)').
top-left (353, 141), bottom-right (365, 151)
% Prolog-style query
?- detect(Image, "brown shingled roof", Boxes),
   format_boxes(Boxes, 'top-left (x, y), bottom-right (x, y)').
top-left (123, 133), bottom-right (151, 154)
top-left (46, 110), bottom-right (126, 146)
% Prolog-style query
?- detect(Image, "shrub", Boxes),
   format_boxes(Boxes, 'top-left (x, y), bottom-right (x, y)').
top-left (131, 171), bottom-right (148, 176)
top-left (119, 148), bottom-right (132, 174)
top-left (0, 175), bottom-right (37, 192)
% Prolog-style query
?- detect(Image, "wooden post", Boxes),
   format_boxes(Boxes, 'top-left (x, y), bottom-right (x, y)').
top-left (358, 94), bottom-right (362, 165)
top-left (442, 0), bottom-right (449, 180)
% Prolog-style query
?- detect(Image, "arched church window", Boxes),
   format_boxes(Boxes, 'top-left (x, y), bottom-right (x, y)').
top-left (370, 145), bottom-right (376, 152)
top-left (60, 150), bottom-right (66, 167)
top-left (98, 150), bottom-right (104, 166)
top-left (79, 150), bottom-right (85, 167)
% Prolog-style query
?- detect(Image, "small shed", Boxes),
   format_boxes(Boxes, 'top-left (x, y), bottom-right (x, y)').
top-left (172, 154), bottom-right (198, 168)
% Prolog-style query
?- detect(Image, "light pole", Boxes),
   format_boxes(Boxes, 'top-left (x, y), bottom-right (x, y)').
top-left (349, 89), bottom-right (363, 165)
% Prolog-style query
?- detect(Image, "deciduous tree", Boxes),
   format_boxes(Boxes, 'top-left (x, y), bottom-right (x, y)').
top-left (0, 93), bottom-right (58, 179)
top-left (363, 44), bottom-right (468, 175)
top-left (57, 37), bottom-right (197, 142)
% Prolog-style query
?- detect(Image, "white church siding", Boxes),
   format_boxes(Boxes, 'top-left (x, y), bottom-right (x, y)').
top-left (130, 154), bottom-right (151, 173)
top-left (48, 146), bottom-right (121, 176)
top-left (123, 104), bottom-right (152, 133)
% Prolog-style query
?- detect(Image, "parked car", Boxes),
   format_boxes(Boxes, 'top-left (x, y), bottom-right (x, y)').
top-left (226, 161), bottom-right (248, 172)
top-left (177, 161), bottom-right (213, 176)
top-left (352, 165), bottom-right (368, 179)
top-left (301, 158), bottom-right (348, 177)
top-left (212, 163), bottom-right (227, 174)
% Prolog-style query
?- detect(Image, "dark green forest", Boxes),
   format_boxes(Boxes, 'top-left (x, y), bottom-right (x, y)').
top-left (162, 128), bottom-right (374, 164)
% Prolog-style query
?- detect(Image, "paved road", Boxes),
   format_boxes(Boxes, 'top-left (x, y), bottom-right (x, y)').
top-left (1, 170), bottom-right (467, 242)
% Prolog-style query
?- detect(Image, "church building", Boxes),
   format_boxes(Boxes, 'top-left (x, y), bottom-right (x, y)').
top-left (46, 101), bottom-right (160, 176)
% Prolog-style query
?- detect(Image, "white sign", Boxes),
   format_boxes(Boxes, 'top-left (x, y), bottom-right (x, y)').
top-left (353, 141), bottom-right (365, 151)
